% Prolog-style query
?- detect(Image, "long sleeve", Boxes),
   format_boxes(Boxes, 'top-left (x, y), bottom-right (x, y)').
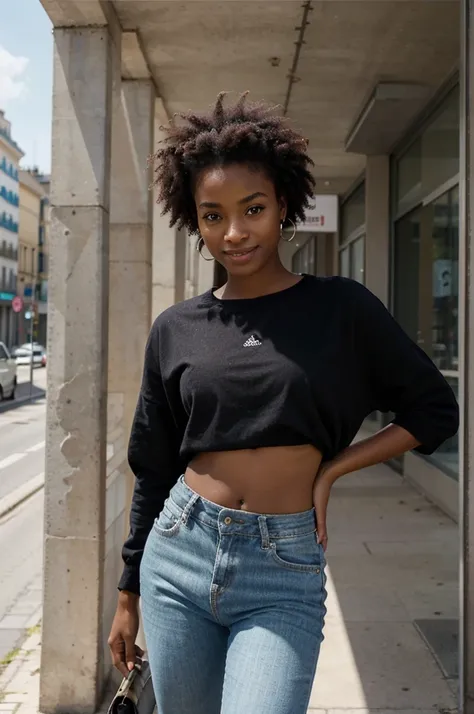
top-left (350, 280), bottom-right (459, 455)
top-left (118, 322), bottom-right (180, 594)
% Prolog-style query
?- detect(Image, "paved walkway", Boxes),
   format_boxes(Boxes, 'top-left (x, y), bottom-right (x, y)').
top-left (0, 456), bottom-right (458, 714)
top-left (309, 459), bottom-right (457, 712)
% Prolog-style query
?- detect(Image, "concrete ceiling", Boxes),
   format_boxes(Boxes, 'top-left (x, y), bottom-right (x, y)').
top-left (41, 0), bottom-right (461, 196)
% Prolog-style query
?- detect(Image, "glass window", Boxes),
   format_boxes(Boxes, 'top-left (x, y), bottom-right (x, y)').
top-left (341, 183), bottom-right (365, 241)
top-left (339, 237), bottom-right (365, 283)
top-left (0, 344), bottom-right (8, 360)
top-left (352, 237), bottom-right (365, 284)
top-left (340, 246), bottom-right (350, 278)
top-left (292, 237), bottom-right (317, 276)
top-left (396, 87), bottom-right (459, 214)
top-left (394, 209), bottom-right (421, 344)
top-left (397, 138), bottom-right (422, 213)
top-left (394, 187), bottom-right (459, 477)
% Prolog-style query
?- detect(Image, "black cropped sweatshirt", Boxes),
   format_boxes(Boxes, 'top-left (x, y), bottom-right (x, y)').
top-left (118, 275), bottom-right (459, 594)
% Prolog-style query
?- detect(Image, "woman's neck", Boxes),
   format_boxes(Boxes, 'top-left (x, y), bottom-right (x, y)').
top-left (216, 261), bottom-right (299, 300)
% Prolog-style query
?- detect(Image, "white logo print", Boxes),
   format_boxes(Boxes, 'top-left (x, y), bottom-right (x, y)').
top-left (243, 335), bottom-right (262, 347)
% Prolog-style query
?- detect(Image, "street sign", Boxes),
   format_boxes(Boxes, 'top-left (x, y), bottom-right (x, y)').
top-left (12, 296), bottom-right (23, 313)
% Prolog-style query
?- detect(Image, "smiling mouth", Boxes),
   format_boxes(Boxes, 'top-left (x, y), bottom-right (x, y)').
top-left (224, 247), bottom-right (258, 257)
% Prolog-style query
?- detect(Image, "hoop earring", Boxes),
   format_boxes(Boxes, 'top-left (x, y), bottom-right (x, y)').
top-left (196, 236), bottom-right (214, 262)
top-left (280, 218), bottom-right (297, 243)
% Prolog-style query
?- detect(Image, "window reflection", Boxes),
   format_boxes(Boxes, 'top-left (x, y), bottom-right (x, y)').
top-left (292, 236), bottom-right (317, 275)
top-left (394, 187), bottom-right (459, 478)
top-left (396, 86), bottom-right (459, 215)
top-left (339, 236), bottom-right (365, 283)
top-left (340, 246), bottom-right (350, 278)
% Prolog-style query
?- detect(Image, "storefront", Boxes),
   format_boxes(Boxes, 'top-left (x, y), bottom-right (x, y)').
top-left (0, 292), bottom-right (15, 348)
top-left (391, 83), bottom-right (460, 487)
top-left (290, 195), bottom-right (339, 276)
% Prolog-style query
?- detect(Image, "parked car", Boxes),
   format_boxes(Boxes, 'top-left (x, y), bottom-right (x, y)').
top-left (13, 343), bottom-right (46, 367)
top-left (0, 342), bottom-right (17, 401)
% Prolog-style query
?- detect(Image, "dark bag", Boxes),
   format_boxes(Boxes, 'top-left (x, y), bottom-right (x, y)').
top-left (107, 661), bottom-right (156, 714)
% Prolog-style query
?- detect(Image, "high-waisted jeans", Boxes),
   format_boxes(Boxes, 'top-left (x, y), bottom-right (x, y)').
top-left (140, 476), bottom-right (327, 714)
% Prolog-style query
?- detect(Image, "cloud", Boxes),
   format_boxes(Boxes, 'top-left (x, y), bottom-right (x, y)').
top-left (0, 46), bottom-right (29, 104)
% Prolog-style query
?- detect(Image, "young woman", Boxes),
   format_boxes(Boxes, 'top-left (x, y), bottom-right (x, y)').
top-left (108, 93), bottom-right (459, 714)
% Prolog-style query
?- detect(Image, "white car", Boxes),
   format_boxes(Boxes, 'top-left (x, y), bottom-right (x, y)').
top-left (0, 342), bottom-right (17, 401)
top-left (13, 343), bottom-right (46, 367)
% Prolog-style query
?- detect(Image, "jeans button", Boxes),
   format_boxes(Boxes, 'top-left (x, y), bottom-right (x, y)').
top-left (224, 516), bottom-right (232, 525)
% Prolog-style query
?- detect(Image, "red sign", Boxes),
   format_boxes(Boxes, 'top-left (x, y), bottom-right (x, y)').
top-left (12, 296), bottom-right (23, 313)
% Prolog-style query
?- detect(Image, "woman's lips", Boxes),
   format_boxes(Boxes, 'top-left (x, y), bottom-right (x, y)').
top-left (223, 247), bottom-right (258, 264)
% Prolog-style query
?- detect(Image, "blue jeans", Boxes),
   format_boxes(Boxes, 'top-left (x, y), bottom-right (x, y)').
top-left (140, 476), bottom-right (327, 714)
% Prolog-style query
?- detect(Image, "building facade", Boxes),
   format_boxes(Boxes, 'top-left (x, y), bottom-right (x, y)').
top-left (18, 169), bottom-right (46, 346)
top-left (36, 174), bottom-right (50, 347)
top-left (279, 81), bottom-right (461, 522)
top-left (0, 110), bottom-right (22, 348)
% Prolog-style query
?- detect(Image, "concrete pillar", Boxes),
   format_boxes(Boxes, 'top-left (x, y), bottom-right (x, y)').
top-left (324, 234), bottom-right (336, 276)
top-left (459, 2), bottom-right (474, 708)
top-left (364, 156), bottom-right (390, 306)
top-left (183, 232), bottom-right (214, 298)
top-left (152, 205), bottom-right (176, 315)
top-left (105, 77), bottom-right (154, 656)
top-left (197, 248), bottom-right (215, 294)
top-left (151, 112), bottom-right (182, 317)
top-left (316, 234), bottom-right (335, 277)
top-left (40, 24), bottom-right (119, 714)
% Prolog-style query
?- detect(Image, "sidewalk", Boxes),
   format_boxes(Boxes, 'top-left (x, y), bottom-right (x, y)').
top-left (0, 458), bottom-right (458, 714)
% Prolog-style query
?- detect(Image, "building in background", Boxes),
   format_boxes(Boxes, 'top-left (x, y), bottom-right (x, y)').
top-left (0, 110), bottom-right (22, 348)
top-left (18, 169), bottom-right (47, 347)
top-left (35, 172), bottom-right (50, 347)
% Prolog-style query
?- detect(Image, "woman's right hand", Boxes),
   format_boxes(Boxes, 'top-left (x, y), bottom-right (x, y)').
top-left (108, 591), bottom-right (144, 678)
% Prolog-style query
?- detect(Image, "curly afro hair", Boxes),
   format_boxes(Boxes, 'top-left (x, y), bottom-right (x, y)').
top-left (152, 92), bottom-right (315, 235)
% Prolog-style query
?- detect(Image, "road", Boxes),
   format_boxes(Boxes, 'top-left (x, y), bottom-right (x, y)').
top-left (15, 364), bottom-right (47, 404)
top-left (0, 394), bottom-right (45, 500)
top-left (0, 393), bottom-right (45, 663)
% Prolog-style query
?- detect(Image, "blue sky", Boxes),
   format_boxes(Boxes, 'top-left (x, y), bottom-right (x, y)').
top-left (0, 0), bottom-right (53, 173)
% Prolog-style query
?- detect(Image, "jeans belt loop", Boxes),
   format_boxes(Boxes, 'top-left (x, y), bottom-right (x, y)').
top-left (181, 493), bottom-right (199, 527)
top-left (258, 515), bottom-right (270, 549)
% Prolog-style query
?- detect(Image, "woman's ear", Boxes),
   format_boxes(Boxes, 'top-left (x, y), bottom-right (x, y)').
top-left (279, 196), bottom-right (287, 223)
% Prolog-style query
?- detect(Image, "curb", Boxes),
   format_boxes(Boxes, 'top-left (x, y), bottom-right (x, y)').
top-left (0, 390), bottom-right (45, 415)
top-left (0, 473), bottom-right (44, 519)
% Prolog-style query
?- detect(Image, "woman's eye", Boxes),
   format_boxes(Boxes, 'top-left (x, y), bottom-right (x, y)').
top-left (204, 213), bottom-right (220, 223)
top-left (247, 205), bottom-right (264, 216)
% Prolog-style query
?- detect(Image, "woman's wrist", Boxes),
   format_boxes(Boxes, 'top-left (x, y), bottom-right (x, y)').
top-left (322, 459), bottom-right (345, 484)
top-left (118, 590), bottom-right (140, 609)
top-left (321, 424), bottom-right (421, 483)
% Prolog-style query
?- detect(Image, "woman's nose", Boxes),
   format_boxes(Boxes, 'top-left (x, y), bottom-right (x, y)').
top-left (225, 221), bottom-right (249, 243)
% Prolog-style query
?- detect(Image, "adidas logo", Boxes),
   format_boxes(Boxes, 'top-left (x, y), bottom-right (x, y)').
top-left (243, 335), bottom-right (262, 347)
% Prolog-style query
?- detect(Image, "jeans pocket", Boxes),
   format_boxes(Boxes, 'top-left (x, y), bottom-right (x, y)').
top-left (153, 499), bottom-right (182, 538)
top-left (269, 530), bottom-right (323, 573)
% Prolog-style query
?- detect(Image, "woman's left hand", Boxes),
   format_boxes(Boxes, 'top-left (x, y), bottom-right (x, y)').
top-left (312, 463), bottom-right (336, 552)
